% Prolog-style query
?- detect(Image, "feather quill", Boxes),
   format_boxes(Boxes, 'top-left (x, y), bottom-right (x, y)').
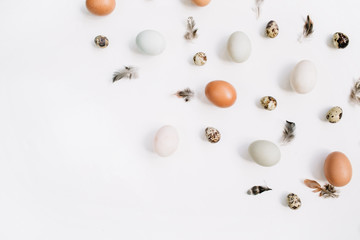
top-left (350, 79), bottom-right (360, 105)
top-left (184, 17), bottom-right (198, 40)
top-left (113, 66), bottom-right (138, 82)
top-left (282, 120), bottom-right (296, 144)
top-left (252, 0), bottom-right (264, 19)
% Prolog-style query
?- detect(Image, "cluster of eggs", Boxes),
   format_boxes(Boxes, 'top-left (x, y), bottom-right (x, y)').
top-left (85, 0), bottom-right (353, 205)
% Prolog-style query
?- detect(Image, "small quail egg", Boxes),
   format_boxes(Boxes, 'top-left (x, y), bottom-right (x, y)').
top-left (205, 127), bottom-right (221, 143)
top-left (287, 193), bottom-right (301, 210)
top-left (326, 106), bottom-right (343, 123)
top-left (265, 21), bottom-right (279, 38)
top-left (94, 35), bottom-right (109, 48)
top-left (193, 52), bottom-right (207, 66)
top-left (333, 32), bottom-right (349, 49)
top-left (260, 96), bottom-right (277, 111)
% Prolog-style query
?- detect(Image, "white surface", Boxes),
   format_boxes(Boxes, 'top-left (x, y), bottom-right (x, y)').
top-left (0, 0), bottom-right (359, 239)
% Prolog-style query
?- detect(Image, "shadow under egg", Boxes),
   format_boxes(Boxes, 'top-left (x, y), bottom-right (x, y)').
top-left (309, 150), bottom-right (328, 181)
top-left (144, 129), bottom-right (157, 153)
top-left (277, 63), bottom-right (295, 92)
top-left (281, 192), bottom-right (289, 207)
top-left (238, 143), bottom-right (253, 163)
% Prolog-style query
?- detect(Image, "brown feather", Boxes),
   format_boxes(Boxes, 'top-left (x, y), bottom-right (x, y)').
top-left (304, 179), bottom-right (321, 189)
top-left (303, 15), bottom-right (314, 37)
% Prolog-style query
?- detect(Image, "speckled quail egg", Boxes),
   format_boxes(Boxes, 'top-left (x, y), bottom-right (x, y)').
top-left (205, 127), bottom-right (221, 143)
top-left (287, 193), bottom-right (301, 210)
top-left (193, 52), bottom-right (207, 66)
top-left (333, 32), bottom-right (349, 49)
top-left (265, 20), bottom-right (279, 38)
top-left (260, 96), bottom-right (277, 110)
top-left (94, 35), bottom-right (109, 48)
top-left (326, 106), bottom-right (343, 123)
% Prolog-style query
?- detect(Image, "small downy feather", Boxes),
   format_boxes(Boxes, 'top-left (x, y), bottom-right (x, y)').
top-left (303, 15), bottom-right (314, 37)
top-left (304, 179), bottom-right (339, 198)
top-left (299, 15), bottom-right (314, 42)
top-left (247, 185), bottom-right (272, 195)
top-left (282, 120), bottom-right (296, 144)
top-left (252, 0), bottom-right (264, 19)
top-left (350, 79), bottom-right (360, 105)
top-left (113, 66), bottom-right (138, 82)
top-left (175, 88), bottom-right (194, 102)
top-left (184, 17), bottom-right (198, 40)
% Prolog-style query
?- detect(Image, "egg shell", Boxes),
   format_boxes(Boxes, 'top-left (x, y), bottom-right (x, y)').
top-left (205, 80), bottom-right (237, 108)
top-left (248, 140), bottom-right (281, 167)
top-left (326, 106), bottom-right (343, 123)
top-left (154, 125), bottom-right (179, 157)
top-left (136, 30), bottom-right (166, 56)
top-left (227, 31), bottom-right (252, 63)
top-left (324, 151), bottom-right (352, 187)
top-left (290, 60), bottom-right (317, 94)
top-left (333, 32), bottom-right (349, 49)
top-left (265, 20), bottom-right (279, 38)
top-left (192, 0), bottom-right (211, 6)
top-left (86, 0), bottom-right (116, 16)
top-left (287, 193), bottom-right (301, 210)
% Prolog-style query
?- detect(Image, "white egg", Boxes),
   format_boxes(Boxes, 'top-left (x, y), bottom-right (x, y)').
top-left (227, 31), bottom-right (251, 63)
top-left (136, 30), bottom-right (166, 56)
top-left (290, 60), bottom-right (317, 94)
top-left (248, 140), bottom-right (281, 167)
top-left (154, 125), bottom-right (179, 157)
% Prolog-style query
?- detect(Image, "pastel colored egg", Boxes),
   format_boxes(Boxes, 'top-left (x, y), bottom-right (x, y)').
top-left (290, 60), bottom-right (317, 94)
top-left (154, 125), bottom-right (179, 157)
top-left (227, 31), bottom-right (252, 63)
top-left (248, 140), bottom-right (281, 167)
top-left (136, 30), bottom-right (166, 56)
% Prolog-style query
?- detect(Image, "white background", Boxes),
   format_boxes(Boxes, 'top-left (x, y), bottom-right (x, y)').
top-left (0, 0), bottom-right (359, 239)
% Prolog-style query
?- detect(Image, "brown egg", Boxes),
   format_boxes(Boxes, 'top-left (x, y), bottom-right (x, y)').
top-left (205, 80), bottom-right (237, 108)
top-left (192, 0), bottom-right (211, 7)
top-left (324, 151), bottom-right (352, 187)
top-left (86, 0), bottom-right (116, 16)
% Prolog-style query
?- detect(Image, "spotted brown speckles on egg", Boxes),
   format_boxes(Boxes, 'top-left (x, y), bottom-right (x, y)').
top-left (205, 127), bottom-right (221, 143)
top-left (94, 35), bottom-right (109, 48)
top-left (287, 193), bottom-right (301, 210)
top-left (326, 106), bottom-right (343, 123)
top-left (260, 96), bottom-right (277, 110)
top-left (193, 52), bottom-right (207, 66)
top-left (333, 32), bottom-right (349, 49)
top-left (265, 20), bottom-right (279, 38)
